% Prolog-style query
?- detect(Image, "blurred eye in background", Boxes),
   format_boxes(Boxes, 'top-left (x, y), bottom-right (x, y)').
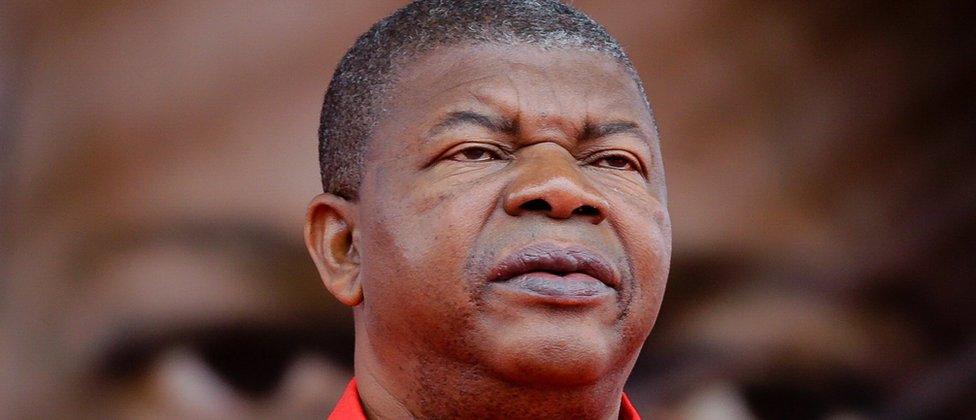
top-left (95, 320), bottom-right (353, 418)
top-left (24, 222), bottom-right (360, 419)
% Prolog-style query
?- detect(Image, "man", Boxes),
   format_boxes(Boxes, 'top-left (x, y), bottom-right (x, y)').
top-left (304, 1), bottom-right (671, 418)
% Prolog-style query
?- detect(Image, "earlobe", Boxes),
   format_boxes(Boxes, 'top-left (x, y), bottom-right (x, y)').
top-left (304, 193), bottom-right (363, 307)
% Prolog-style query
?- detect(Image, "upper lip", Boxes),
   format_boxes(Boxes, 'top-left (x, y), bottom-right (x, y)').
top-left (487, 243), bottom-right (621, 289)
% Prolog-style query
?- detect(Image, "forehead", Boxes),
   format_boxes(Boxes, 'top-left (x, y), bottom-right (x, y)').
top-left (380, 44), bottom-right (652, 132)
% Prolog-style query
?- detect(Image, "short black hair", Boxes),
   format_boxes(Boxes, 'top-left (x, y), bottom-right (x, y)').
top-left (318, 0), bottom-right (647, 199)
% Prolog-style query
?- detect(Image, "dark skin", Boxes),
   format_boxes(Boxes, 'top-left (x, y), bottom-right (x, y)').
top-left (306, 44), bottom-right (671, 419)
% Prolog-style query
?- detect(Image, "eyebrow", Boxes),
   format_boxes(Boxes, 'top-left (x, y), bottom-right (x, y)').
top-left (426, 110), bottom-right (647, 143)
top-left (427, 111), bottom-right (518, 137)
top-left (581, 120), bottom-right (646, 142)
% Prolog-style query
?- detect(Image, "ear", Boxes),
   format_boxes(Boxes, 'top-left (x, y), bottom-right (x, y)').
top-left (304, 193), bottom-right (362, 307)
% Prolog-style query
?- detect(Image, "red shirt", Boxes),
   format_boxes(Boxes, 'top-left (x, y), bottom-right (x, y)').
top-left (328, 378), bottom-right (641, 419)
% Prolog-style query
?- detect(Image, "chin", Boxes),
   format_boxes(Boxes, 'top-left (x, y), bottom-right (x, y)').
top-left (484, 327), bottom-right (617, 387)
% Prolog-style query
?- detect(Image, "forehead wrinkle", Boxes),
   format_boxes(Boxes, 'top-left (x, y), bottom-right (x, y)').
top-left (425, 100), bottom-right (649, 152)
top-left (437, 58), bottom-right (647, 146)
top-left (516, 109), bottom-right (589, 145)
top-left (473, 74), bottom-right (582, 144)
top-left (395, 71), bottom-right (502, 113)
top-left (578, 79), bottom-right (657, 147)
top-left (428, 76), bottom-right (498, 107)
top-left (470, 89), bottom-right (521, 124)
top-left (388, 47), bottom-right (512, 114)
top-left (416, 91), bottom-right (519, 145)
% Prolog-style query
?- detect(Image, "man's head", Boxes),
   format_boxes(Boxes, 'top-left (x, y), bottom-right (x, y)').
top-left (307, 0), bottom-right (671, 416)
top-left (318, 0), bottom-right (651, 200)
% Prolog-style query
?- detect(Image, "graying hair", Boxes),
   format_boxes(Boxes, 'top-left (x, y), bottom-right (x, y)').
top-left (318, 0), bottom-right (647, 199)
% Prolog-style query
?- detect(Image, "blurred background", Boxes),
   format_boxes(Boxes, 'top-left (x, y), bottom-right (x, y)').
top-left (1, 1), bottom-right (973, 419)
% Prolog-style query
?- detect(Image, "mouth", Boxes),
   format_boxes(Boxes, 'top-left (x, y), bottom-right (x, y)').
top-left (487, 243), bottom-right (620, 303)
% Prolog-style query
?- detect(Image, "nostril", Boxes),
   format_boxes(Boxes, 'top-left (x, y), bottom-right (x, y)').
top-left (573, 205), bottom-right (600, 217)
top-left (520, 198), bottom-right (552, 213)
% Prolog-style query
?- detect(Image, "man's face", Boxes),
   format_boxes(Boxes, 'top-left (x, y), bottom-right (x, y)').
top-left (355, 45), bottom-right (671, 385)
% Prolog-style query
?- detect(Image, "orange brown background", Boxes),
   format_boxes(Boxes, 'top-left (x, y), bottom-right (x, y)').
top-left (2, 1), bottom-right (973, 418)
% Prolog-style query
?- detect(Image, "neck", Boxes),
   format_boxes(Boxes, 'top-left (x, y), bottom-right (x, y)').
top-left (353, 332), bottom-right (628, 419)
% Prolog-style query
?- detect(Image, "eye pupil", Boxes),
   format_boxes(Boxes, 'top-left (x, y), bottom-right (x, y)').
top-left (604, 156), bottom-right (630, 168)
top-left (462, 149), bottom-right (487, 160)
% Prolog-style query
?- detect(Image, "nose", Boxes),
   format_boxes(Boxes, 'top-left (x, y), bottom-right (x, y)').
top-left (502, 146), bottom-right (609, 224)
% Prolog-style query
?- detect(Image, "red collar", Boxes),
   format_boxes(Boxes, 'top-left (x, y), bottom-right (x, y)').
top-left (328, 378), bottom-right (641, 419)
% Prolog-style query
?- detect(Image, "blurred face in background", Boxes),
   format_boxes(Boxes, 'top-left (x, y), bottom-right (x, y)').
top-left (4, 224), bottom-right (353, 420)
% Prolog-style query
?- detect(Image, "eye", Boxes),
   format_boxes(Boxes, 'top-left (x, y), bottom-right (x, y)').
top-left (95, 322), bottom-right (354, 402)
top-left (591, 153), bottom-right (640, 171)
top-left (447, 145), bottom-right (503, 162)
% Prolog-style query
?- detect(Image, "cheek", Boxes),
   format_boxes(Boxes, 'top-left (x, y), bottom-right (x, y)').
top-left (355, 169), bottom-right (502, 326)
top-left (594, 176), bottom-right (672, 285)
top-left (611, 190), bottom-right (672, 332)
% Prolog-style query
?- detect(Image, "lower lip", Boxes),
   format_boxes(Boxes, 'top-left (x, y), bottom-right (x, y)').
top-left (492, 272), bottom-right (614, 306)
